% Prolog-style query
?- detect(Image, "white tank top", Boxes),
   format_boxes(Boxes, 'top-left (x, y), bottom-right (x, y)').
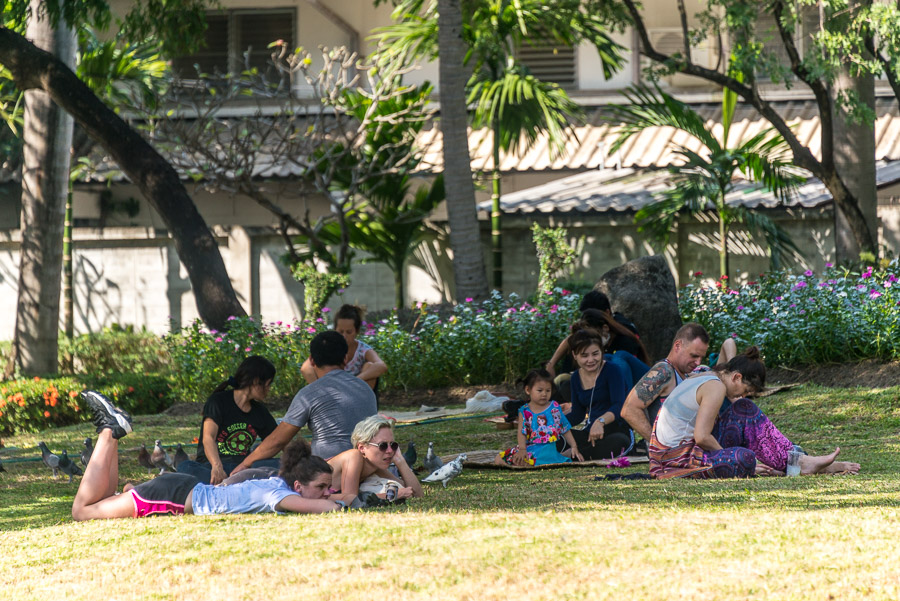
top-left (654, 373), bottom-right (719, 448)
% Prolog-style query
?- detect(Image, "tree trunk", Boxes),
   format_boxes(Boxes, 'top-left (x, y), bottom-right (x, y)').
top-left (9, 4), bottom-right (75, 376)
top-left (437, 0), bottom-right (490, 300)
top-left (0, 26), bottom-right (247, 331)
top-left (831, 54), bottom-right (877, 264)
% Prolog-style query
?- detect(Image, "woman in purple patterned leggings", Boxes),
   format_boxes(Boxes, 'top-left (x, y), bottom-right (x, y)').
top-left (649, 347), bottom-right (860, 479)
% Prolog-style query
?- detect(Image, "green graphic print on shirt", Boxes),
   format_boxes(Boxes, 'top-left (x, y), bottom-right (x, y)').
top-left (217, 423), bottom-right (259, 456)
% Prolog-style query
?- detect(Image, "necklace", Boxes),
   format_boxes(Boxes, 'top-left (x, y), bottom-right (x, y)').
top-left (579, 362), bottom-right (603, 428)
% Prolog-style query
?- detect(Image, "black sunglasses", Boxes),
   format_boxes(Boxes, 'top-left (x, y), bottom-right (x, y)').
top-left (366, 441), bottom-right (399, 452)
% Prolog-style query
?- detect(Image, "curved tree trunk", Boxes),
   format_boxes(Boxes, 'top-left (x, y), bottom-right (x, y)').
top-left (0, 26), bottom-right (246, 332)
top-left (9, 3), bottom-right (75, 376)
top-left (437, 0), bottom-right (490, 300)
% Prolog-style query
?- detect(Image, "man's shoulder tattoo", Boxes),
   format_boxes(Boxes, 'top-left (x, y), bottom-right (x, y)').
top-left (634, 362), bottom-right (675, 405)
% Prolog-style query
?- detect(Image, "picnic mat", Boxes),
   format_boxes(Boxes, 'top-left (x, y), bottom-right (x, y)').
top-left (440, 449), bottom-right (650, 470)
top-left (383, 406), bottom-right (487, 424)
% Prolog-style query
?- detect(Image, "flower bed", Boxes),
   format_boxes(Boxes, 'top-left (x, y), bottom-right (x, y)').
top-left (679, 261), bottom-right (900, 366)
top-left (166, 290), bottom-right (582, 402)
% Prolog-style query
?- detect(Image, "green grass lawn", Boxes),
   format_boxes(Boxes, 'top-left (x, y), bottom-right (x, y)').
top-left (2, 384), bottom-right (899, 600)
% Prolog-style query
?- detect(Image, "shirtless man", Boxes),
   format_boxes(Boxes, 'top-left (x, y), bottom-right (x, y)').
top-left (622, 323), bottom-right (711, 442)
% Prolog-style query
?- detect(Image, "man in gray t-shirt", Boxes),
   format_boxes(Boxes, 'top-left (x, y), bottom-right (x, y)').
top-left (282, 369), bottom-right (376, 458)
top-left (230, 332), bottom-right (377, 472)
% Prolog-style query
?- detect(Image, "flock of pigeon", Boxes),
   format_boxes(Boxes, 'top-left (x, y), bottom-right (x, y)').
top-left (18, 438), bottom-right (467, 489)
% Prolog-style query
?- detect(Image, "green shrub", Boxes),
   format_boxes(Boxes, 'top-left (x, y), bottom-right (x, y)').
top-left (679, 261), bottom-right (900, 366)
top-left (60, 326), bottom-right (170, 374)
top-left (0, 374), bottom-right (172, 435)
top-left (165, 316), bottom-right (325, 403)
top-left (364, 289), bottom-right (581, 390)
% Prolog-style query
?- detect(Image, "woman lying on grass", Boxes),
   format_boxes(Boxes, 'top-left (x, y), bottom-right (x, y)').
top-left (327, 415), bottom-right (422, 503)
top-left (72, 391), bottom-right (347, 520)
top-left (649, 347), bottom-right (861, 479)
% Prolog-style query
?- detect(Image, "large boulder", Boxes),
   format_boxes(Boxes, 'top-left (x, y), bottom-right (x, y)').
top-left (595, 255), bottom-right (682, 362)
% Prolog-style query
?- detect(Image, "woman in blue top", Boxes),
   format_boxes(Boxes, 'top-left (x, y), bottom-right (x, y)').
top-left (556, 329), bottom-right (635, 460)
top-left (72, 391), bottom-right (347, 520)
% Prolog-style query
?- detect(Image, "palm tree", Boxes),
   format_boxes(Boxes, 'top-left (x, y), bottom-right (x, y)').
top-left (609, 84), bottom-right (805, 279)
top-left (375, 0), bottom-right (625, 291)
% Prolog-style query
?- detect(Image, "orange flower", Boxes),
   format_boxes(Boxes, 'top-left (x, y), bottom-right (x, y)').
top-left (33, 376), bottom-right (40, 382)
top-left (44, 400), bottom-right (50, 406)
top-left (49, 398), bottom-right (57, 407)
top-left (43, 410), bottom-right (50, 418)
top-left (17, 399), bottom-right (25, 407)
top-left (73, 404), bottom-right (79, 412)
top-left (192, 437), bottom-right (199, 444)
top-left (14, 393), bottom-right (23, 401)
top-left (0, 387), bottom-right (6, 394)
top-left (0, 399), bottom-right (5, 408)
top-left (69, 390), bottom-right (77, 398)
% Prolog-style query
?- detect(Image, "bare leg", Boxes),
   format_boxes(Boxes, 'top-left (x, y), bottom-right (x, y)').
top-left (300, 358), bottom-right (318, 385)
top-left (799, 447), bottom-right (840, 475)
top-left (72, 429), bottom-right (134, 520)
top-left (716, 338), bottom-right (737, 366)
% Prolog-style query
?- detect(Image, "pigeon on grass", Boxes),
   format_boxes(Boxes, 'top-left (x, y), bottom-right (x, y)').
top-left (422, 453), bottom-right (466, 488)
top-left (137, 444), bottom-right (154, 474)
top-left (172, 443), bottom-right (189, 469)
top-left (403, 442), bottom-right (417, 468)
top-left (423, 442), bottom-right (443, 474)
top-left (38, 441), bottom-right (60, 478)
top-left (58, 450), bottom-right (83, 483)
top-left (81, 437), bottom-right (93, 468)
top-left (151, 440), bottom-right (173, 475)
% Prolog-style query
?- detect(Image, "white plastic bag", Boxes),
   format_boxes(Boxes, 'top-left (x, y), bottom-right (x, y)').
top-left (464, 390), bottom-right (509, 413)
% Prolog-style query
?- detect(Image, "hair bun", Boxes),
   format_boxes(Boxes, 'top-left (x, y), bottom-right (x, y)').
top-left (743, 346), bottom-right (761, 360)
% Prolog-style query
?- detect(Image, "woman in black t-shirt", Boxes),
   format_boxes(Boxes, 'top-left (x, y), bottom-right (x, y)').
top-left (177, 356), bottom-right (280, 484)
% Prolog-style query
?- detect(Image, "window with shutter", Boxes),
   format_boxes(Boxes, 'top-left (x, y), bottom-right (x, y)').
top-left (516, 40), bottom-right (577, 89)
top-left (172, 9), bottom-right (296, 77)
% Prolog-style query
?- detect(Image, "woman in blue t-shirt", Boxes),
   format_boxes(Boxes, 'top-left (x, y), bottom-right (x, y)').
top-left (72, 391), bottom-right (348, 520)
top-left (177, 356), bottom-right (280, 484)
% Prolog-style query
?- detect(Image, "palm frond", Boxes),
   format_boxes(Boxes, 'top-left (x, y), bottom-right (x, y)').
top-left (468, 65), bottom-right (581, 157)
top-left (737, 207), bottom-right (805, 270)
top-left (607, 84), bottom-right (722, 154)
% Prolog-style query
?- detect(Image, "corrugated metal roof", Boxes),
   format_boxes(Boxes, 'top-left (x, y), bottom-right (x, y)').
top-left (4, 97), bottom-right (898, 185)
top-left (481, 160), bottom-right (900, 215)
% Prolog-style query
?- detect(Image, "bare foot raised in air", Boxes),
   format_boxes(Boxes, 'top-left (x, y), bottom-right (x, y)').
top-left (822, 460), bottom-right (860, 475)
top-left (799, 447), bottom-right (840, 475)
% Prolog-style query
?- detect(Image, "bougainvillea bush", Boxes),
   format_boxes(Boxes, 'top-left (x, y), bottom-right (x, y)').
top-left (679, 261), bottom-right (900, 366)
top-left (166, 290), bottom-right (582, 401)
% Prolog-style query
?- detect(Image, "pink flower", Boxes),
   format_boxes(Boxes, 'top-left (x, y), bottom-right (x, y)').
top-left (862, 268), bottom-right (873, 279)
top-left (804, 270), bottom-right (814, 276)
top-left (276, 321), bottom-right (282, 326)
top-left (215, 337), bottom-right (223, 342)
top-left (306, 327), bottom-right (316, 333)
top-left (775, 296), bottom-right (783, 301)
top-left (870, 290), bottom-right (882, 299)
top-left (736, 306), bottom-right (744, 311)
top-left (244, 347), bottom-right (251, 352)
top-left (825, 262), bottom-right (834, 267)
top-left (465, 297), bottom-right (473, 302)
top-left (316, 317), bottom-right (324, 323)
top-left (545, 290), bottom-right (553, 295)
top-left (561, 290), bottom-right (571, 296)
top-left (227, 316), bottom-right (237, 321)
top-left (322, 307), bottom-right (331, 313)
top-left (792, 281), bottom-right (808, 290)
